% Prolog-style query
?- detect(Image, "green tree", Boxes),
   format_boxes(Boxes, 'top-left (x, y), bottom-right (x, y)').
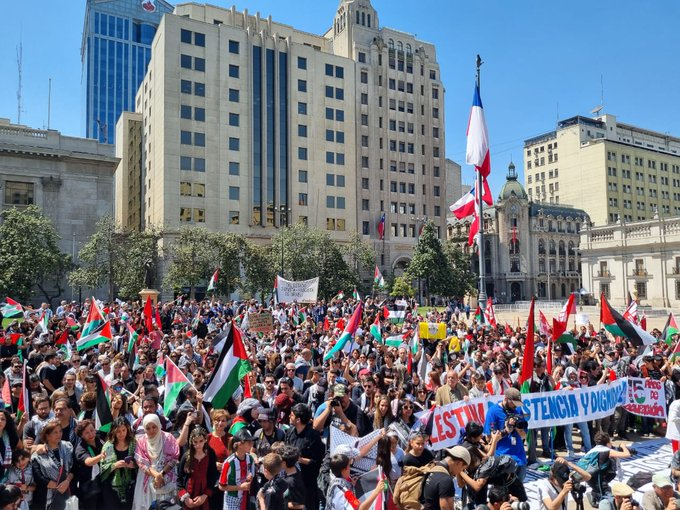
top-left (212, 233), bottom-right (247, 297)
top-left (242, 242), bottom-right (276, 303)
top-left (0, 205), bottom-right (71, 303)
top-left (68, 216), bottom-right (163, 301)
top-left (443, 239), bottom-right (478, 298)
top-left (405, 220), bottom-right (455, 301)
top-left (163, 227), bottom-right (219, 299)
top-left (390, 275), bottom-right (415, 298)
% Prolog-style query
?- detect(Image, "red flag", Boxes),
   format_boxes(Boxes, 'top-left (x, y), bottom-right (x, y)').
top-left (1, 378), bottom-right (10, 408)
top-left (407, 349), bottom-right (413, 374)
top-left (382, 306), bottom-right (390, 320)
top-left (323, 316), bottom-right (330, 331)
top-left (155, 305), bottom-right (162, 330)
top-left (520, 297), bottom-right (536, 388)
top-left (55, 329), bottom-right (69, 346)
top-left (143, 296), bottom-right (153, 333)
top-left (243, 373), bottom-right (252, 399)
top-left (546, 337), bottom-right (553, 374)
top-left (336, 318), bottom-right (345, 331)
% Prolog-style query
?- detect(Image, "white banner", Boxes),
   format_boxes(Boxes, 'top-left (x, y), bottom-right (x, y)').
top-left (624, 377), bottom-right (667, 419)
top-left (426, 379), bottom-right (629, 451)
top-left (276, 276), bottom-right (319, 303)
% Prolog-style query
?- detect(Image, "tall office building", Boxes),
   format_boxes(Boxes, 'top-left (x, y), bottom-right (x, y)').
top-left (82, 0), bottom-right (173, 144)
top-left (115, 0), bottom-right (448, 285)
top-left (524, 114), bottom-right (680, 226)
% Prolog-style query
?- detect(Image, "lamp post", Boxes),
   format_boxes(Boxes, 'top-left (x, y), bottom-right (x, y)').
top-left (279, 205), bottom-right (291, 277)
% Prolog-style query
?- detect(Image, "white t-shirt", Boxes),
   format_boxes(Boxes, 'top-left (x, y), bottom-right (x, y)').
top-left (536, 479), bottom-right (567, 510)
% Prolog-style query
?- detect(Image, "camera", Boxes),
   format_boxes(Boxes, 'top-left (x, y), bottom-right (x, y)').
top-left (331, 399), bottom-right (340, 407)
top-left (615, 446), bottom-right (638, 455)
top-left (510, 502), bottom-right (530, 510)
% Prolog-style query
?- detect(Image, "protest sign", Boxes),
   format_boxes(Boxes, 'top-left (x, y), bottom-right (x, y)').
top-left (247, 312), bottom-right (273, 333)
top-left (426, 379), bottom-right (628, 450)
top-left (276, 276), bottom-right (319, 303)
top-left (624, 377), bottom-right (667, 418)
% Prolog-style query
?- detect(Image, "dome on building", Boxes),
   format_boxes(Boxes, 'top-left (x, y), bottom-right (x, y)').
top-left (498, 161), bottom-right (528, 201)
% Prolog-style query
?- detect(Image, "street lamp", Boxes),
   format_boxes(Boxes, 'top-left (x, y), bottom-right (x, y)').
top-left (279, 205), bottom-right (291, 277)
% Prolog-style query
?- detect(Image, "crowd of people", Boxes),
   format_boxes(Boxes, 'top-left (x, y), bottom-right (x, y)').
top-left (0, 294), bottom-right (678, 510)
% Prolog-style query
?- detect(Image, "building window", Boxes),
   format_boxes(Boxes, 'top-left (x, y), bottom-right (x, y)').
top-left (194, 32), bottom-right (205, 47)
top-left (299, 193), bottom-right (308, 206)
top-left (297, 56), bottom-right (307, 69)
top-left (325, 63), bottom-right (333, 76)
top-left (298, 80), bottom-right (307, 92)
top-left (181, 54), bottom-right (192, 69)
top-left (229, 65), bottom-right (239, 78)
top-left (229, 211), bottom-right (240, 225)
top-left (298, 102), bottom-right (307, 115)
top-left (4, 181), bottom-right (34, 205)
top-left (180, 207), bottom-right (192, 222)
top-left (180, 131), bottom-right (192, 145)
top-left (180, 29), bottom-right (192, 44)
top-left (194, 107), bottom-right (205, 121)
top-left (181, 80), bottom-right (192, 94)
top-left (635, 282), bottom-right (647, 299)
top-left (229, 113), bottom-right (240, 126)
top-left (228, 40), bottom-right (240, 54)
top-left (194, 82), bottom-right (205, 96)
top-left (335, 66), bottom-right (344, 78)
top-left (228, 137), bottom-right (239, 151)
top-left (362, 178), bottom-right (369, 189)
top-left (358, 52), bottom-right (366, 63)
top-left (228, 88), bottom-right (239, 102)
top-left (298, 147), bottom-right (308, 160)
top-left (362, 221), bottom-right (370, 234)
top-left (326, 196), bottom-right (335, 208)
top-left (298, 124), bottom-right (307, 137)
top-left (181, 105), bottom-right (191, 119)
top-left (228, 186), bottom-right (240, 200)
top-left (298, 170), bottom-right (308, 183)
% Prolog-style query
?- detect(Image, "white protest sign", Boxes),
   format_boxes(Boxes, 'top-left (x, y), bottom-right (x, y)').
top-left (276, 276), bottom-right (319, 303)
top-left (426, 378), bottom-right (628, 451)
top-left (624, 377), bottom-right (667, 418)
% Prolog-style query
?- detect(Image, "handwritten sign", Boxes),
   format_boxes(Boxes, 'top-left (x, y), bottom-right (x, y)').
top-left (624, 377), bottom-right (667, 418)
top-left (247, 312), bottom-right (273, 333)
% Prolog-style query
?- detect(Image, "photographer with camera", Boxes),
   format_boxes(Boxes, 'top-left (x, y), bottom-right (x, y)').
top-left (599, 482), bottom-right (639, 510)
top-left (579, 432), bottom-right (634, 506)
top-left (641, 473), bottom-right (680, 510)
top-left (483, 388), bottom-right (529, 481)
top-left (474, 486), bottom-right (526, 510)
top-left (537, 456), bottom-right (592, 510)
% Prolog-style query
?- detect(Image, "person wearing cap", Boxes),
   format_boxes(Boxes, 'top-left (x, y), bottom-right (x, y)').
top-left (420, 445), bottom-right (470, 510)
top-left (483, 388), bottom-right (528, 481)
top-left (219, 429), bottom-right (256, 510)
top-left (641, 473), bottom-right (680, 510)
top-left (536, 456), bottom-right (592, 510)
top-left (253, 408), bottom-right (285, 459)
top-left (313, 383), bottom-right (369, 438)
top-left (599, 482), bottom-right (637, 510)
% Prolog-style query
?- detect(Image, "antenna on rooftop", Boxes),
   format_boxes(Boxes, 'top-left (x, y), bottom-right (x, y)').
top-left (16, 41), bottom-right (23, 124)
top-left (47, 78), bottom-right (52, 130)
top-left (591, 75), bottom-right (605, 117)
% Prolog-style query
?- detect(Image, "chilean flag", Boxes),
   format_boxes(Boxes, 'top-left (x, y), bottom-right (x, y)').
top-left (468, 184), bottom-right (480, 246)
top-left (466, 84), bottom-right (491, 178)
top-left (450, 181), bottom-right (492, 219)
top-left (377, 213), bottom-right (385, 240)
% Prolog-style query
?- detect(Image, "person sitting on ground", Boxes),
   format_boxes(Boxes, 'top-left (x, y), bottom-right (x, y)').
top-left (537, 456), bottom-right (592, 510)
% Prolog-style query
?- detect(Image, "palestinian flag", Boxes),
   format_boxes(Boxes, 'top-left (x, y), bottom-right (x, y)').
top-left (374, 266), bottom-right (385, 288)
top-left (386, 300), bottom-right (407, 324)
top-left (333, 291), bottom-right (345, 301)
top-left (369, 315), bottom-right (382, 343)
top-left (600, 293), bottom-right (655, 346)
top-left (16, 361), bottom-right (29, 422)
top-left (324, 302), bottom-right (364, 361)
top-left (384, 334), bottom-right (408, 348)
top-left (94, 374), bottom-right (113, 433)
top-left (662, 312), bottom-right (679, 345)
top-left (474, 306), bottom-right (483, 322)
top-left (4, 333), bottom-right (21, 345)
top-left (204, 324), bottom-right (252, 409)
top-left (81, 298), bottom-right (105, 337)
top-left (273, 277), bottom-right (278, 306)
top-left (353, 288), bottom-right (361, 301)
top-left (207, 268), bottom-right (219, 292)
top-left (58, 343), bottom-right (71, 362)
top-left (519, 297), bottom-right (536, 393)
top-left (127, 324), bottom-right (139, 353)
top-left (670, 339), bottom-right (680, 362)
top-left (38, 311), bottom-right (49, 333)
top-left (163, 358), bottom-right (190, 416)
top-left (76, 321), bottom-right (113, 352)
top-left (1, 298), bottom-right (23, 318)
top-left (155, 352), bottom-right (166, 379)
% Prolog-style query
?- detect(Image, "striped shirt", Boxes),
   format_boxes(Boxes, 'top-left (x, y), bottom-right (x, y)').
top-left (219, 452), bottom-right (256, 510)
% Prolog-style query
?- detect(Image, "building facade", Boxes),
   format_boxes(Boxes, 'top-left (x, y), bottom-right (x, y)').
top-left (0, 118), bottom-right (117, 302)
top-left (114, 0), bottom-right (449, 282)
top-left (581, 215), bottom-right (680, 308)
top-left (82, 0), bottom-right (173, 144)
top-left (448, 163), bottom-right (589, 303)
top-left (523, 114), bottom-right (680, 227)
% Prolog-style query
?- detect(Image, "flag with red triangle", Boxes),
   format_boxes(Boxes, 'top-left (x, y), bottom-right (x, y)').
top-left (520, 297), bottom-right (536, 392)
top-left (663, 312), bottom-right (680, 345)
top-left (207, 268), bottom-right (219, 292)
top-left (163, 357), bottom-right (190, 416)
top-left (324, 302), bottom-right (364, 361)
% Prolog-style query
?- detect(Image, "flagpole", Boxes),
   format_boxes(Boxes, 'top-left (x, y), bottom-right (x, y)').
top-left (475, 54), bottom-right (488, 316)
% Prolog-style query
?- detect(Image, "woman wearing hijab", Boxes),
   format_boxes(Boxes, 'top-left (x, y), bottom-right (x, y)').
top-left (132, 414), bottom-right (180, 510)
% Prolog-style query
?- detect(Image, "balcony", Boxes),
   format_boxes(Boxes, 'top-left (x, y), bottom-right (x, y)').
top-left (594, 270), bottom-right (612, 279)
top-left (631, 268), bottom-right (649, 278)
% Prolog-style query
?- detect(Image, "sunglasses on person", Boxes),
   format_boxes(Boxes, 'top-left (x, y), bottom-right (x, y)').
top-left (402, 404), bottom-right (414, 410)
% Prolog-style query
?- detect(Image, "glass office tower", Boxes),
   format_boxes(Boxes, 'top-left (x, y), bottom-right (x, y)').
top-left (82, 0), bottom-right (173, 144)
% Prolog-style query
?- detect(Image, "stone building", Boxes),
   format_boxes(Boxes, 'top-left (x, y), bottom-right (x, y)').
top-left (447, 162), bottom-right (589, 303)
top-left (0, 119), bottom-right (117, 303)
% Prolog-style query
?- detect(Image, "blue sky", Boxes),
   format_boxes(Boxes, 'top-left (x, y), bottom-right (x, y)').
top-left (1, 0), bottom-right (679, 194)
